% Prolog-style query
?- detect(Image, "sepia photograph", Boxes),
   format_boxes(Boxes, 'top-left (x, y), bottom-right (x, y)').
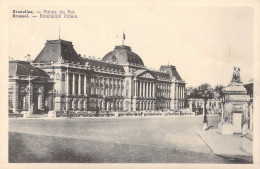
top-left (1, 0), bottom-right (260, 168)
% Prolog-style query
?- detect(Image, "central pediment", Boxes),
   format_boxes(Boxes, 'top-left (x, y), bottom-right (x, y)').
top-left (135, 69), bottom-right (155, 79)
top-left (139, 72), bottom-right (155, 79)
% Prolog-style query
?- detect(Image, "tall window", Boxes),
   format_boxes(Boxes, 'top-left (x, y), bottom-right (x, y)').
top-left (69, 74), bottom-right (73, 94)
top-left (75, 75), bottom-right (79, 94)
top-left (81, 75), bottom-right (84, 94)
top-left (126, 89), bottom-right (129, 97)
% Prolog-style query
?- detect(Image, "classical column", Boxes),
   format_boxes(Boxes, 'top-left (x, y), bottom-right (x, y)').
top-left (153, 83), bottom-right (155, 97)
top-left (182, 86), bottom-right (184, 99)
top-left (72, 73), bottom-right (75, 94)
top-left (148, 82), bottom-right (150, 98)
top-left (181, 86), bottom-right (183, 99)
top-left (84, 74), bottom-right (87, 95)
top-left (66, 72), bottom-right (69, 95)
top-left (28, 80), bottom-right (33, 114)
top-left (150, 82), bottom-right (152, 98)
top-left (140, 81), bottom-right (143, 97)
top-left (138, 81), bottom-right (140, 97)
top-left (150, 82), bottom-right (152, 97)
top-left (134, 80), bottom-right (137, 97)
top-left (143, 81), bottom-right (146, 97)
top-left (144, 82), bottom-right (146, 98)
top-left (78, 74), bottom-right (81, 95)
top-left (178, 85), bottom-right (180, 99)
top-left (38, 87), bottom-right (43, 109)
top-left (12, 82), bottom-right (18, 113)
top-left (181, 86), bottom-right (182, 99)
top-left (145, 81), bottom-right (148, 98)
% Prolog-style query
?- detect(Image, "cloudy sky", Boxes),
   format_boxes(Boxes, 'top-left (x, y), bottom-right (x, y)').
top-left (9, 4), bottom-right (254, 87)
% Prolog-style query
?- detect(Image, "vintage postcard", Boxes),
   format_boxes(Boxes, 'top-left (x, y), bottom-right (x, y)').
top-left (0, 0), bottom-right (260, 169)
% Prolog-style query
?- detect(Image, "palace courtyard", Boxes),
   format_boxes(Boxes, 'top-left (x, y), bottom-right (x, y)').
top-left (8, 115), bottom-right (250, 163)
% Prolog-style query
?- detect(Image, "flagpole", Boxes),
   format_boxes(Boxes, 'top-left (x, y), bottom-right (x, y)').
top-left (122, 31), bottom-right (125, 45)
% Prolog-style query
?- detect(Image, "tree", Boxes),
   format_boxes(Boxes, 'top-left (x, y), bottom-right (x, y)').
top-left (214, 85), bottom-right (224, 99)
top-left (186, 83), bottom-right (213, 99)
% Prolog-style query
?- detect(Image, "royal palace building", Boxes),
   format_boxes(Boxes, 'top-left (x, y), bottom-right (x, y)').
top-left (9, 38), bottom-right (186, 114)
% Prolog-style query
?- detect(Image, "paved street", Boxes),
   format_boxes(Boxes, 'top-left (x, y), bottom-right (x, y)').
top-left (8, 115), bottom-right (247, 163)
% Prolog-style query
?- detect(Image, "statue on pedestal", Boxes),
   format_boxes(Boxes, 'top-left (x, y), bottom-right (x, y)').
top-left (232, 67), bottom-right (241, 83)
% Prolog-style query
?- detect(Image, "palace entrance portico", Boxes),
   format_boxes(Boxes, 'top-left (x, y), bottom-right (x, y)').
top-left (132, 70), bottom-right (157, 111)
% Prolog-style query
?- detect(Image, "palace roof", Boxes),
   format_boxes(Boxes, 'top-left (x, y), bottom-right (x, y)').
top-left (160, 65), bottom-right (183, 81)
top-left (9, 60), bottom-right (50, 78)
top-left (33, 39), bottom-right (84, 64)
top-left (102, 45), bottom-right (144, 66)
top-left (82, 58), bottom-right (125, 73)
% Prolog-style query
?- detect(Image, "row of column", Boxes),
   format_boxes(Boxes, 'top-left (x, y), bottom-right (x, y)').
top-left (176, 84), bottom-right (185, 99)
top-left (66, 72), bottom-right (87, 95)
top-left (66, 72), bottom-right (125, 97)
top-left (92, 77), bottom-right (124, 96)
top-left (134, 80), bottom-right (155, 98)
top-left (156, 83), bottom-right (171, 98)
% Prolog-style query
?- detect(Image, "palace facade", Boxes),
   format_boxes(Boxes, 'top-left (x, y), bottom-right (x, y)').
top-left (9, 39), bottom-right (186, 114)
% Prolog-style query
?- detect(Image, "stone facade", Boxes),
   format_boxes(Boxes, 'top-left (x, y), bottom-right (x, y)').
top-left (31, 39), bottom-right (186, 112)
top-left (8, 61), bottom-right (53, 114)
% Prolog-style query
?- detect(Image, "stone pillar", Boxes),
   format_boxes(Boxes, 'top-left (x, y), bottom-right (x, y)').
top-left (78, 74), bottom-right (81, 95)
top-left (148, 82), bottom-right (151, 98)
top-left (133, 80), bottom-right (136, 97)
top-left (38, 87), bottom-right (43, 110)
top-left (143, 81), bottom-right (146, 97)
top-left (72, 73), bottom-right (75, 95)
top-left (84, 74), bottom-right (87, 95)
top-left (143, 81), bottom-right (145, 97)
top-left (140, 81), bottom-right (143, 97)
top-left (145, 82), bottom-right (147, 98)
top-left (152, 83), bottom-right (155, 97)
top-left (66, 72), bottom-right (70, 95)
top-left (28, 80), bottom-right (33, 114)
top-left (12, 82), bottom-right (19, 113)
top-left (182, 86), bottom-right (185, 99)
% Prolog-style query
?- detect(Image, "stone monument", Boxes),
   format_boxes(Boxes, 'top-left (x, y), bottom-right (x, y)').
top-left (218, 67), bottom-right (249, 135)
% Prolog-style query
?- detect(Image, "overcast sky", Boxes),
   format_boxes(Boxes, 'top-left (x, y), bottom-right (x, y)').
top-left (9, 5), bottom-right (253, 87)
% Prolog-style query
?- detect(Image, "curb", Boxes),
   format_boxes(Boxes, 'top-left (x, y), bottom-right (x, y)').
top-left (196, 130), bottom-right (253, 163)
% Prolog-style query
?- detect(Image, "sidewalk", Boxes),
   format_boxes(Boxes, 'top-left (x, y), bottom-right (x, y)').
top-left (197, 128), bottom-right (253, 163)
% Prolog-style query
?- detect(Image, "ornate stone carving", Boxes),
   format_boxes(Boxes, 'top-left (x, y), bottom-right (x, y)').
top-left (232, 67), bottom-right (241, 83)
top-left (140, 73), bottom-right (154, 79)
